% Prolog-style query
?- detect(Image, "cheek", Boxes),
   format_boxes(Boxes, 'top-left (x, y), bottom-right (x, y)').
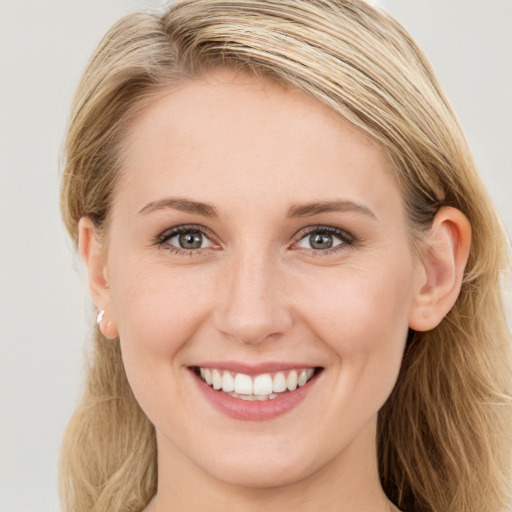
top-left (112, 260), bottom-right (212, 353)
top-left (108, 260), bottom-right (218, 419)
top-left (109, 261), bottom-right (218, 424)
top-left (298, 261), bottom-right (413, 380)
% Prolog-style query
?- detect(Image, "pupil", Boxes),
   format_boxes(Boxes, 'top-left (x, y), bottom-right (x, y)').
top-left (179, 231), bottom-right (202, 249)
top-left (310, 232), bottom-right (333, 249)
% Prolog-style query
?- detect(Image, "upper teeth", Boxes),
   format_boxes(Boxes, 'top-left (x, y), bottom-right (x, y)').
top-left (199, 368), bottom-right (315, 395)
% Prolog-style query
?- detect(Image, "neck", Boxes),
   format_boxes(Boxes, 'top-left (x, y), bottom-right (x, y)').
top-left (146, 418), bottom-right (395, 512)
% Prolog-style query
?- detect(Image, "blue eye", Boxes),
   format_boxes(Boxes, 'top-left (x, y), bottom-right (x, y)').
top-left (295, 227), bottom-right (352, 251)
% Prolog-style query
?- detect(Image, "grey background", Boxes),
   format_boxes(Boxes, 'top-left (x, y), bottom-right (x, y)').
top-left (1, 1), bottom-right (510, 510)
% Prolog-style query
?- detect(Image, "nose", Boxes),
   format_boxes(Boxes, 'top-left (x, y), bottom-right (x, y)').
top-left (213, 250), bottom-right (293, 345)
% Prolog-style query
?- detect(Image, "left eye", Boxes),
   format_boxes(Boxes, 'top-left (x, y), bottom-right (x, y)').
top-left (295, 229), bottom-right (346, 250)
top-left (164, 229), bottom-right (214, 250)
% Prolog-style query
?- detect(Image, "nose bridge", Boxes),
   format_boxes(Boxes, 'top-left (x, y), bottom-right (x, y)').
top-left (214, 245), bottom-right (292, 345)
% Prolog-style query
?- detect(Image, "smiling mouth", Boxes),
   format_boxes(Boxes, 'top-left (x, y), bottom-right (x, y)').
top-left (191, 366), bottom-right (323, 401)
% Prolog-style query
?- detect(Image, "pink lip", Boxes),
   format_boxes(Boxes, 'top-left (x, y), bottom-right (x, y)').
top-left (189, 366), bottom-right (321, 422)
top-left (193, 361), bottom-right (317, 375)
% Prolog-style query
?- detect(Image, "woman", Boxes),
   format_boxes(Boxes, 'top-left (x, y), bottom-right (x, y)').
top-left (59, 1), bottom-right (512, 511)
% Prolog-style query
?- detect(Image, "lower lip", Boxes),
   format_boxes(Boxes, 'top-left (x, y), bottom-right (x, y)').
top-left (190, 369), bottom-right (320, 421)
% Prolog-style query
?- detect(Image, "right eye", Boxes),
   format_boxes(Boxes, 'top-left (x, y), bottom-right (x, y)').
top-left (157, 226), bottom-right (216, 254)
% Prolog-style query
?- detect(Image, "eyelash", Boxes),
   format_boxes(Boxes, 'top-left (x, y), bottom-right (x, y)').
top-left (155, 224), bottom-right (357, 256)
top-left (155, 224), bottom-right (216, 257)
top-left (292, 226), bottom-right (356, 255)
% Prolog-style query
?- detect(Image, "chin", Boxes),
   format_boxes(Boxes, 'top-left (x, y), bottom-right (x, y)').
top-left (212, 462), bottom-right (310, 489)
top-left (195, 442), bottom-right (323, 489)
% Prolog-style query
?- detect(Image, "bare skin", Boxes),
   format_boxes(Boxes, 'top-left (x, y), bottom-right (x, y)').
top-left (80, 69), bottom-right (471, 512)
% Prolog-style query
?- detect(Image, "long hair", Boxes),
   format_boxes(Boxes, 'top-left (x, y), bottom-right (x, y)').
top-left (60, 1), bottom-right (512, 511)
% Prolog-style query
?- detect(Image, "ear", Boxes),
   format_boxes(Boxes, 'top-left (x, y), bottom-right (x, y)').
top-left (409, 206), bottom-right (471, 332)
top-left (78, 217), bottom-right (119, 339)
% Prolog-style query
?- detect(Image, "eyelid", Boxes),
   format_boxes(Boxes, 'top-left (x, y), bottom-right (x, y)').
top-left (291, 225), bottom-right (357, 251)
top-left (154, 223), bottom-right (357, 256)
top-left (155, 224), bottom-right (220, 249)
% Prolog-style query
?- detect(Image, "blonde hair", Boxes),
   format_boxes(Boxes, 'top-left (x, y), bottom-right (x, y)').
top-left (60, 1), bottom-right (512, 511)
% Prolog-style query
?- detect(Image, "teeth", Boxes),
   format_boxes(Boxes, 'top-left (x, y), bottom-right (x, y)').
top-left (228, 392), bottom-right (279, 401)
top-left (273, 372), bottom-right (287, 393)
top-left (298, 370), bottom-right (308, 387)
top-left (234, 373), bottom-right (253, 395)
top-left (287, 370), bottom-right (298, 391)
top-left (254, 374), bottom-right (273, 395)
top-left (212, 369), bottom-right (222, 390)
top-left (221, 371), bottom-right (235, 392)
top-left (198, 367), bottom-right (318, 397)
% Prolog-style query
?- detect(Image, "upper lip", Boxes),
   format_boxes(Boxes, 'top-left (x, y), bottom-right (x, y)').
top-left (190, 361), bottom-right (320, 375)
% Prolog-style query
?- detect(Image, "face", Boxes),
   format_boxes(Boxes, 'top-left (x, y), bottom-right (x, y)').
top-left (99, 69), bottom-right (424, 488)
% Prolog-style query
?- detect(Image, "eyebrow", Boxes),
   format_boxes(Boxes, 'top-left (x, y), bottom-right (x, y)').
top-left (287, 200), bottom-right (376, 219)
top-left (137, 197), bottom-right (376, 220)
top-left (138, 197), bottom-right (219, 217)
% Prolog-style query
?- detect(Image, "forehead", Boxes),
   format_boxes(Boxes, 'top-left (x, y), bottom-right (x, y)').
top-left (116, 69), bottom-right (402, 220)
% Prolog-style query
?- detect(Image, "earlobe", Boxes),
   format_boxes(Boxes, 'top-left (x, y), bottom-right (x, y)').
top-left (409, 206), bottom-right (471, 332)
top-left (78, 217), bottom-right (119, 339)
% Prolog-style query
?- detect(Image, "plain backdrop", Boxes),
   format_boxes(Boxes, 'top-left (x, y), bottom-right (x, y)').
top-left (1, 1), bottom-right (511, 511)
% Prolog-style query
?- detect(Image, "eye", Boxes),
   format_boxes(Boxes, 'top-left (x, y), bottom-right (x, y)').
top-left (158, 226), bottom-right (215, 252)
top-left (294, 227), bottom-right (353, 252)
